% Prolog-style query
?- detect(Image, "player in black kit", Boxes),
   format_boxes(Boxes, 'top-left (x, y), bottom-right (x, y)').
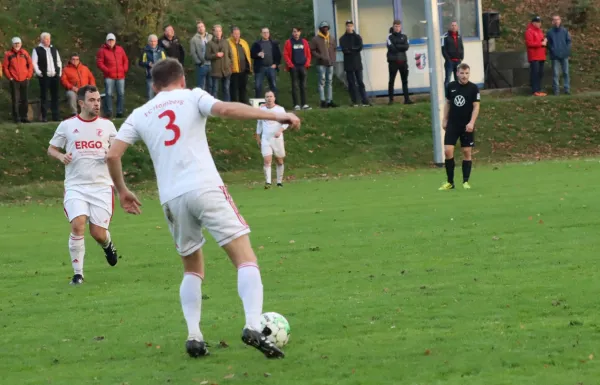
top-left (439, 62), bottom-right (480, 190)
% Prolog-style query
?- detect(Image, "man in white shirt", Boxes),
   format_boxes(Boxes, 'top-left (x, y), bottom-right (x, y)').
top-left (32, 32), bottom-right (62, 122)
top-left (106, 58), bottom-right (300, 359)
top-left (47, 85), bottom-right (120, 285)
top-left (256, 91), bottom-right (288, 188)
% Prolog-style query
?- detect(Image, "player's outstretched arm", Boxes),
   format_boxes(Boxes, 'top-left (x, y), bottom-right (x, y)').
top-left (106, 139), bottom-right (142, 215)
top-left (47, 145), bottom-right (72, 165)
top-left (211, 102), bottom-right (301, 130)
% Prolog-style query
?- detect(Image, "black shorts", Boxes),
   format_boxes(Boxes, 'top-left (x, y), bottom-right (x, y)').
top-left (444, 126), bottom-right (475, 148)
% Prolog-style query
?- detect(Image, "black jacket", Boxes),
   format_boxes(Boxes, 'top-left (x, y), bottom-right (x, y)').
top-left (339, 32), bottom-right (363, 71)
top-left (441, 31), bottom-right (464, 62)
top-left (250, 39), bottom-right (282, 69)
top-left (386, 29), bottom-right (409, 62)
top-left (159, 35), bottom-right (185, 65)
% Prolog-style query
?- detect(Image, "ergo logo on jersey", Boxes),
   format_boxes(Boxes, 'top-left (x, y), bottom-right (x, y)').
top-left (75, 141), bottom-right (103, 150)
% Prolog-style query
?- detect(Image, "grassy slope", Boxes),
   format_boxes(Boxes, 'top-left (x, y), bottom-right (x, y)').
top-left (0, 0), bottom-right (354, 121)
top-left (1, 162), bottom-right (600, 384)
top-left (1, 94), bottom-right (600, 197)
top-left (483, 0), bottom-right (600, 88)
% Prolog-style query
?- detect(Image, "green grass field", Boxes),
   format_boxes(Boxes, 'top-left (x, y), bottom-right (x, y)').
top-left (2, 160), bottom-right (599, 384)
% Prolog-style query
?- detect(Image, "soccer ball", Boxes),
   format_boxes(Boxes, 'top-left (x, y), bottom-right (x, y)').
top-left (260, 312), bottom-right (290, 348)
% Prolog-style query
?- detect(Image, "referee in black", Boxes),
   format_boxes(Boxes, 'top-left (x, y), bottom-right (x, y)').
top-left (439, 62), bottom-right (480, 190)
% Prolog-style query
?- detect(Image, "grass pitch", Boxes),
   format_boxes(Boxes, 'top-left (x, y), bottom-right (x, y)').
top-left (1, 160), bottom-right (600, 384)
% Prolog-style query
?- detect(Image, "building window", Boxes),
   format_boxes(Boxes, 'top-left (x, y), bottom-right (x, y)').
top-left (335, 0), bottom-right (352, 43)
top-left (357, 0), bottom-right (395, 45)
top-left (439, 0), bottom-right (478, 38)
top-left (401, 0), bottom-right (427, 40)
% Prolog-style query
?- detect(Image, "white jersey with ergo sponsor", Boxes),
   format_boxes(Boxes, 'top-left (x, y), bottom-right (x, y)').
top-left (49, 115), bottom-right (117, 190)
top-left (116, 88), bottom-right (225, 204)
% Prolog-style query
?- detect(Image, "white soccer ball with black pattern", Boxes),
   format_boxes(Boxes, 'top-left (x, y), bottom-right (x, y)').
top-left (260, 312), bottom-right (290, 348)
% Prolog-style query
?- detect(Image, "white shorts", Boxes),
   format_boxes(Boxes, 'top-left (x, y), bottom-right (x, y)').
top-left (261, 137), bottom-right (286, 158)
top-left (63, 186), bottom-right (114, 229)
top-left (162, 186), bottom-right (251, 256)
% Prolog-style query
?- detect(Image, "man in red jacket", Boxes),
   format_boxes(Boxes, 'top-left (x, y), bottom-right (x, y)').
top-left (96, 33), bottom-right (129, 118)
top-left (525, 16), bottom-right (547, 96)
top-left (2, 37), bottom-right (34, 123)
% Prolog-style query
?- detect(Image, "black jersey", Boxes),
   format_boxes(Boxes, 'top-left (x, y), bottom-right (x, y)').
top-left (445, 81), bottom-right (480, 129)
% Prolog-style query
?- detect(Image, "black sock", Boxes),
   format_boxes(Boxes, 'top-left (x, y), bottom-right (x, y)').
top-left (462, 160), bottom-right (472, 182)
top-left (445, 158), bottom-right (455, 185)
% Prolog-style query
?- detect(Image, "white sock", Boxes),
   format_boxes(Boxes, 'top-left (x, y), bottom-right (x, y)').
top-left (180, 273), bottom-right (203, 341)
top-left (99, 231), bottom-right (111, 248)
top-left (237, 263), bottom-right (263, 331)
top-left (264, 165), bottom-right (272, 184)
top-left (68, 233), bottom-right (85, 275)
top-left (276, 164), bottom-right (284, 184)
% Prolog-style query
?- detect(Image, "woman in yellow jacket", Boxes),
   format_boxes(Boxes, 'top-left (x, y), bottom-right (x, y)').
top-left (228, 26), bottom-right (252, 104)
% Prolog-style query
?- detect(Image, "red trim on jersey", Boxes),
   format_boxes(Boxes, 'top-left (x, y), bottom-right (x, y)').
top-left (219, 185), bottom-right (248, 227)
top-left (77, 115), bottom-right (99, 123)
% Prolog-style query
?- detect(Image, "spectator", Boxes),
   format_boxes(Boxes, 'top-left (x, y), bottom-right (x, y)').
top-left (310, 21), bottom-right (337, 108)
top-left (96, 33), bottom-right (129, 118)
top-left (61, 53), bottom-right (96, 116)
top-left (525, 16), bottom-right (547, 96)
top-left (141, 34), bottom-right (166, 100)
top-left (206, 24), bottom-right (232, 101)
top-left (442, 21), bottom-right (464, 87)
top-left (387, 20), bottom-right (413, 105)
top-left (251, 27), bottom-right (281, 99)
top-left (547, 15), bottom-right (571, 95)
top-left (228, 26), bottom-right (252, 104)
top-left (190, 21), bottom-right (213, 90)
top-left (32, 32), bottom-right (62, 122)
top-left (159, 25), bottom-right (185, 65)
top-left (283, 27), bottom-right (311, 111)
top-left (2, 37), bottom-right (33, 123)
top-left (339, 20), bottom-right (370, 107)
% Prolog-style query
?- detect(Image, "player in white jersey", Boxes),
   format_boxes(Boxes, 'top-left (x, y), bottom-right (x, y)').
top-left (47, 85), bottom-right (120, 285)
top-left (106, 58), bottom-right (300, 359)
top-left (256, 91), bottom-right (288, 189)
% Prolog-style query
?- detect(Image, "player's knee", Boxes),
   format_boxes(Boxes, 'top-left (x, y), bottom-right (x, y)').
top-left (462, 148), bottom-right (472, 160)
top-left (276, 157), bottom-right (284, 165)
top-left (182, 249), bottom-right (204, 276)
top-left (70, 216), bottom-right (86, 235)
top-left (223, 235), bottom-right (257, 267)
top-left (89, 226), bottom-right (107, 243)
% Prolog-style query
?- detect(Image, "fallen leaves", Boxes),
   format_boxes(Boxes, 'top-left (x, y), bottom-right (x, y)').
top-left (224, 374), bottom-right (234, 379)
top-left (424, 349), bottom-right (431, 356)
top-left (93, 336), bottom-right (105, 341)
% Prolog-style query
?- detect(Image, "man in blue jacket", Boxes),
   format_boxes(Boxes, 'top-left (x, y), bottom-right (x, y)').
top-left (140, 34), bottom-right (166, 100)
top-left (546, 15), bottom-right (571, 95)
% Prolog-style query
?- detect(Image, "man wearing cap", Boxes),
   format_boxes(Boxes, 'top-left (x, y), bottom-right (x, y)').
top-left (311, 21), bottom-right (338, 108)
top-left (2, 37), bottom-right (33, 123)
top-left (96, 33), bottom-right (129, 118)
top-left (61, 53), bottom-right (96, 116)
top-left (32, 32), bottom-right (63, 122)
top-left (339, 20), bottom-right (370, 107)
top-left (525, 16), bottom-right (547, 96)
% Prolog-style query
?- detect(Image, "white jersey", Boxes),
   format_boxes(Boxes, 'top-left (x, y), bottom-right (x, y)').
top-left (115, 88), bottom-right (224, 205)
top-left (49, 115), bottom-right (117, 190)
top-left (256, 104), bottom-right (288, 140)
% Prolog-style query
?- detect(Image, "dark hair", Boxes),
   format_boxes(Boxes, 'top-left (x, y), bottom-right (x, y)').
top-left (77, 85), bottom-right (99, 101)
top-left (151, 58), bottom-right (184, 89)
top-left (292, 27), bottom-right (302, 32)
top-left (163, 24), bottom-right (173, 30)
top-left (70, 53), bottom-right (80, 58)
top-left (393, 19), bottom-right (402, 25)
top-left (457, 62), bottom-right (470, 71)
top-left (231, 25), bottom-right (240, 33)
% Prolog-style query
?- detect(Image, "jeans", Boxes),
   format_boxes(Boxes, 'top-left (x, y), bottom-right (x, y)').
top-left (38, 76), bottom-right (60, 120)
top-left (529, 60), bottom-right (545, 93)
top-left (104, 78), bottom-right (125, 116)
top-left (444, 60), bottom-right (460, 87)
top-left (552, 58), bottom-right (570, 94)
top-left (196, 64), bottom-right (212, 91)
top-left (290, 66), bottom-right (307, 106)
top-left (9, 80), bottom-right (29, 122)
top-left (317, 65), bottom-right (334, 102)
top-left (146, 78), bottom-right (155, 100)
top-left (254, 66), bottom-right (278, 98)
top-left (210, 76), bottom-right (231, 101)
top-left (66, 90), bottom-right (78, 115)
top-left (345, 70), bottom-right (369, 104)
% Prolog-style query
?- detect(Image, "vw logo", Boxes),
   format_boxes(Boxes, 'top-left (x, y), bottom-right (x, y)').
top-left (454, 95), bottom-right (466, 107)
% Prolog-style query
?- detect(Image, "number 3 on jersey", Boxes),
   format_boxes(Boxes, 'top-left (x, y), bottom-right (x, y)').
top-left (159, 110), bottom-right (181, 146)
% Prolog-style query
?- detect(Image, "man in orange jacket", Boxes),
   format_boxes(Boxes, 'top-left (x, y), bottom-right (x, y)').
top-left (2, 37), bottom-right (34, 123)
top-left (61, 53), bottom-right (96, 116)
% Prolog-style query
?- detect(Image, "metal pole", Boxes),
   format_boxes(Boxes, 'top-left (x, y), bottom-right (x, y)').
top-left (424, 0), bottom-right (446, 166)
